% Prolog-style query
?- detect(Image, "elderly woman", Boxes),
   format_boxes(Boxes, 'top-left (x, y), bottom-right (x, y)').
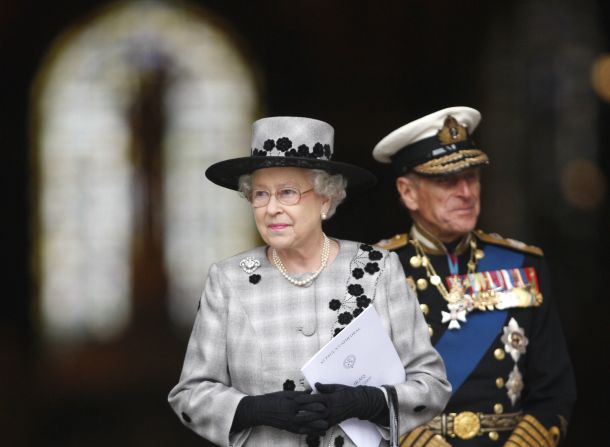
top-left (168, 116), bottom-right (451, 447)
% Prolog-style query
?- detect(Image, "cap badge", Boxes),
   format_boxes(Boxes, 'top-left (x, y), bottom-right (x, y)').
top-left (437, 115), bottom-right (468, 145)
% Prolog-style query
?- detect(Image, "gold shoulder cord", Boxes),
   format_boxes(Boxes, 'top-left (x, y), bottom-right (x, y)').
top-left (505, 415), bottom-right (560, 447)
top-left (409, 237), bottom-right (483, 303)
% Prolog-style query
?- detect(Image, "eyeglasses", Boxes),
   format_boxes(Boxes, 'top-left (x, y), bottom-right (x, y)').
top-left (248, 187), bottom-right (314, 208)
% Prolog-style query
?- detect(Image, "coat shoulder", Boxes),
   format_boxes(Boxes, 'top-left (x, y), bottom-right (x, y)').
top-left (373, 233), bottom-right (409, 251)
top-left (474, 229), bottom-right (544, 257)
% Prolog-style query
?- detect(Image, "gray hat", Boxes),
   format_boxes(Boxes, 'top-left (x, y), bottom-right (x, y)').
top-left (205, 116), bottom-right (376, 190)
top-left (372, 106), bottom-right (490, 176)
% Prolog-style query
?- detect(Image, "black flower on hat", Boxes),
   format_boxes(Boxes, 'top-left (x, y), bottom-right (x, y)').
top-left (360, 244), bottom-right (373, 252)
top-left (297, 144), bottom-right (310, 156)
top-left (334, 327), bottom-right (343, 336)
top-left (353, 308), bottom-right (363, 318)
top-left (276, 137), bottom-right (292, 152)
top-left (263, 139), bottom-right (275, 151)
top-left (324, 144), bottom-right (331, 158)
top-left (286, 148), bottom-right (298, 156)
top-left (313, 142), bottom-right (325, 157)
top-left (283, 379), bottom-right (296, 391)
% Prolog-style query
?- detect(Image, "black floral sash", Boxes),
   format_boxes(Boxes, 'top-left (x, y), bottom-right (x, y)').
top-left (328, 243), bottom-right (387, 337)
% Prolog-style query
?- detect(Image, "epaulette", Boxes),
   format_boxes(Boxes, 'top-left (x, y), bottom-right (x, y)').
top-left (474, 229), bottom-right (544, 257)
top-left (374, 233), bottom-right (409, 251)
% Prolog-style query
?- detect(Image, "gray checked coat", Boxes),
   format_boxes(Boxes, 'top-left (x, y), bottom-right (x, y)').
top-left (168, 239), bottom-right (451, 446)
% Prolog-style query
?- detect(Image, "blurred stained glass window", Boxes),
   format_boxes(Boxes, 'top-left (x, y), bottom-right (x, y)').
top-left (31, 0), bottom-right (260, 346)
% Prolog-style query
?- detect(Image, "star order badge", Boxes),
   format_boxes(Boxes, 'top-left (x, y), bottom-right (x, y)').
top-left (501, 317), bottom-right (529, 362)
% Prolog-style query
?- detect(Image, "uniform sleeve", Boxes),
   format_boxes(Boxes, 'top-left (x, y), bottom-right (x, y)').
top-left (167, 263), bottom-right (249, 447)
top-left (514, 257), bottom-right (577, 444)
top-left (382, 251), bottom-right (452, 434)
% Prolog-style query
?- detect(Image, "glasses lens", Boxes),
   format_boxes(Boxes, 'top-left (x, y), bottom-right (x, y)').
top-left (250, 187), bottom-right (308, 207)
top-left (251, 190), bottom-right (270, 207)
top-left (277, 187), bottom-right (300, 205)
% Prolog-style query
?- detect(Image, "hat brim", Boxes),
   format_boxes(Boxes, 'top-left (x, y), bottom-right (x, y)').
top-left (205, 156), bottom-right (377, 192)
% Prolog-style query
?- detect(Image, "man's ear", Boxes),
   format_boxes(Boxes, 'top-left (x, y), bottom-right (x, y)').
top-left (396, 176), bottom-right (419, 211)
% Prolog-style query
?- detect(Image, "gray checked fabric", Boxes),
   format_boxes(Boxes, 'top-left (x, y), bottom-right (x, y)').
top-left (168, 239), bottom-right (451, 446)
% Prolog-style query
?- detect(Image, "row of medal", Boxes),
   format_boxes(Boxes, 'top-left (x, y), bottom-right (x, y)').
top-left (441, 268), bottom-right (542, 330)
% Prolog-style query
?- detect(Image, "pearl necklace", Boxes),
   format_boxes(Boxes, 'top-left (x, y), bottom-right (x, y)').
top-left (272, 233), bottom-right (330, 286)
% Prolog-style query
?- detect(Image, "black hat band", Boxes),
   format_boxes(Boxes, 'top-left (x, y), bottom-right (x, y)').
top-left (252, 137), bottom-right (332, 160)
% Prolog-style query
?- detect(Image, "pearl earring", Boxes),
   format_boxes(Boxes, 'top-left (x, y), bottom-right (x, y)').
top-left (321, 212), bottom-right (327, 220)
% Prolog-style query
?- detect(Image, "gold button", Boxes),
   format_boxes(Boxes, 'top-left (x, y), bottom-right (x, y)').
top-left (420, 303), bottom-right (429, 315)
top-left (488, 431), bottom-right (499, 441)
top-left (494, 348), bottom-right (505, 360)
top-left (410, 255), bottom-right (422, 268)
top-left (495, 377), bottom-right (505, 388)
top-left (428, 325), bottom-right (434, 337)
top-left (475, 249), bottom-right (485, 260)
top-left (550, 426), bottom-right (561, 444)
top-left (416, 278), bottom-right (428, 290)
top-left (493, 403), bottom-right (504, 414)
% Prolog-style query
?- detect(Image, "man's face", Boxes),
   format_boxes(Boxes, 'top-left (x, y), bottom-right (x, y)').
top-left (396, 168), bottom-right (481, 242)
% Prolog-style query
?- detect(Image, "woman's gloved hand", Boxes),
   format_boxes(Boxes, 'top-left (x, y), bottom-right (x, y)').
top-left (312, 382), bottom-right (389, 427)
top-left (231, 390), bottom-right (329, 435)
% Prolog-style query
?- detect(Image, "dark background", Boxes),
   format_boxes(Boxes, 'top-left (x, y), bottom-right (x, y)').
top-left (1, 0), bottom-right (608, 445)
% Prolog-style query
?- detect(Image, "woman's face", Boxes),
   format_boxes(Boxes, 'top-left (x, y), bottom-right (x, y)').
top-left (250, 167), bottom-right (329, 252)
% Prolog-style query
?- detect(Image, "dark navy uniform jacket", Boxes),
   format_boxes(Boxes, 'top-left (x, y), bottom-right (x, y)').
top-left (378, 225), bottom-right (576, 447)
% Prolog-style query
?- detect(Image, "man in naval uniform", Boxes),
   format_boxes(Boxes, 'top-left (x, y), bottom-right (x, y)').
top-left (372, 107), bottom-right (576, 447)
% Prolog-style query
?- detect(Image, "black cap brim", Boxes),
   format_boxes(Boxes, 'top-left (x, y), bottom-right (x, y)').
top-left (205, 156), bottom-right (377, 192)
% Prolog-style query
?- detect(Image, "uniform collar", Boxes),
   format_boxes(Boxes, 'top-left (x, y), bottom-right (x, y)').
top-left (410, 223), bottom-right (472, 256)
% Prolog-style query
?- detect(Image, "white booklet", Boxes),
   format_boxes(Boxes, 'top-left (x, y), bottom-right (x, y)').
top-left (301, 305), bottom-right (405, 447)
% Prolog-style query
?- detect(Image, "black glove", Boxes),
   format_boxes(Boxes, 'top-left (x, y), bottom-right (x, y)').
top-left (313, 382), bottom-right (389, 427)
top-left (231, 390), bottom-right (329, 435)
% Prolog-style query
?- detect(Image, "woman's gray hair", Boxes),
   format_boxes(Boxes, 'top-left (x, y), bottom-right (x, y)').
top-left (238, 169), bottom-right (347, 219)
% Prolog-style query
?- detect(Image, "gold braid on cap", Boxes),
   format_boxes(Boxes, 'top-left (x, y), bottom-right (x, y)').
top-left (414, 115), bottom-right (489, 175)
top-left (414, 150), bottom-right (489, 175)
